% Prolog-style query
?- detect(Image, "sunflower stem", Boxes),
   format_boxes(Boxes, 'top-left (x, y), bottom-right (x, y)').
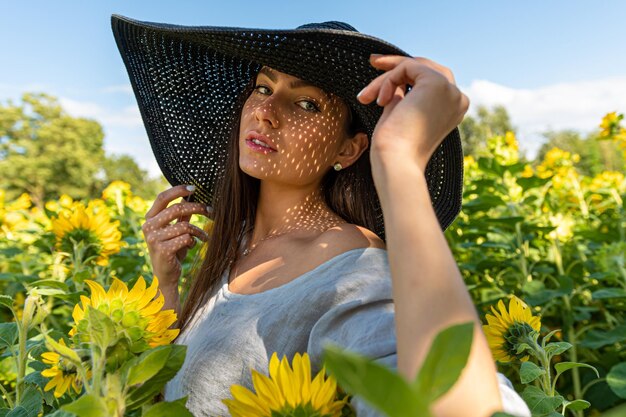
top-left (562, 296), bottom-right (583, 417)
top-left (0, 382), bottom-right (14, 409)
top-left (526, 336), bottom-right (552, 395)
top-left (515, 221), bottom-right (530, 288)
top-left (91, 346), bottom-right (105, 397)
top-left (569, 170), bottom-right (589, 219)
top-left (15, 311), bottom-right (27, 404)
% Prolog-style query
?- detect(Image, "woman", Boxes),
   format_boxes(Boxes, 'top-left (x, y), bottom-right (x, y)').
top-left (112, 16), bottom-right (530, 417)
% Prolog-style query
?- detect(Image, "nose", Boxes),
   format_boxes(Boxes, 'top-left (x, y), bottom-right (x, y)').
top-left (253, 98), bottom-right (279, 128)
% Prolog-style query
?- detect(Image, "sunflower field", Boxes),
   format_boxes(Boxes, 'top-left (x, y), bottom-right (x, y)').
top-left (0, 112), bottom-right (625, 416)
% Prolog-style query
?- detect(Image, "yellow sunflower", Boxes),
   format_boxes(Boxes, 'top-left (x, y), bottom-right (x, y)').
top-left (599, 111), bottom-right (623, 138)
top-left (51, 200), bottom-right (123, 266)
top-left (483, 296), bottom-right (541, 363)
top-left (69, 276), bottom-right (179, 349)
top-left (41, 339), bottom-right (86, 398)
top-left (223, 352), bottom-right (348, 417)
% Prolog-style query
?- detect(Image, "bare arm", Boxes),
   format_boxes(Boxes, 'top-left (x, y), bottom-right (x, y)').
top-left (161, 284), bottom-right (181, 328)
top-left (374, 159), bottom-right (502, 417)
top-left (357, 53), bottom-right (503, 416)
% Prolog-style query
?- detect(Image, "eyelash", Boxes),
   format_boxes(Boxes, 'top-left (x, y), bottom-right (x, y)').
top-left (253, 84), bottom-right (321, 113)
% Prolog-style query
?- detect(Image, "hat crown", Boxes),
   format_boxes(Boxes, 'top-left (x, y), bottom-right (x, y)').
top-left (295, 21), bottom-right (358, 32)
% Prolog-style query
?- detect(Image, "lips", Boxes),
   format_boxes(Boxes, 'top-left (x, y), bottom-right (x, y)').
top-left (244, 130), bottom-right (277, 151)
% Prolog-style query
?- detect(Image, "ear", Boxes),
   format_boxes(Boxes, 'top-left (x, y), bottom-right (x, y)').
top-left (336, 132), bottom-right (369, 168)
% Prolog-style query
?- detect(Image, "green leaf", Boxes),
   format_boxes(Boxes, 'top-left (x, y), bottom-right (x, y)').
top-left (0, 296), bottom-right (14, 310)
top-left (600, 403), bottom-right (626, 417)
top-left (592, 288), bottom-right (626, 299)
top-left (322, 343), bottom-right (425, 416)
top-left (44, 335), bottom-right (81, 365)
top-left (125, 344), bottom-right (187, 410)
top-left (30, 288), bottom-right (65, 297)
top-left (607, 362), bottom-right (626, 399)
top-left (554, 362), bottom-right (600, 380)
top-left (0, 274), bottom-right (38, 283)
top-left (85, 306), bottom-right (118, 351)
top-left (18, 384), bottom-right (42, 414)
top-left (541, 329), bottom-right (561, 346)
top-left (521, 385), bottom-right (563, 414)
top-left (563, 399), bottom-right (590, 411)
top-left (143, 397), bottom-right (193, 417)
top-left (5, 407), bottom-right (30, 417)
top-left (544, 342), bottom-right (572, 357)
top-left (30, 280), bottom-right (69, 291)
top-left (61, 394), bottom-right (108, 417)
top-left (580, 324), bottom-right (626, 349)
top-left (519, 361), bottom-right (545, 384)
top-left (413, 322), bottom-right (474, 403)
top-left (10, 384), bottom-right (42, 417)
top-left (0, 323), bottom-right (18, 350)
top-left (127, 345), bottom-right (172, 386)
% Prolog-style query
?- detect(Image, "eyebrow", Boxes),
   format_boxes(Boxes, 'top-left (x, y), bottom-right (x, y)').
top-left (258, 67), bottom-right (332, 101)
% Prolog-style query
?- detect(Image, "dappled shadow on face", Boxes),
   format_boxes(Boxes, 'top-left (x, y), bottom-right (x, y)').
top-left (238, 66), bottom-right (351, 187)
top-left (228, 66), bottom-right (370, 293)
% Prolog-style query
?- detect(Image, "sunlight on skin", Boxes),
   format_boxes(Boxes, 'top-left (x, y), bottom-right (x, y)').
top-left (228, 66), bottom-right (373, 293)
top-left (239, 66), bottom-right (349, 184)
top-left (142, 66), bottom-right (374, 296)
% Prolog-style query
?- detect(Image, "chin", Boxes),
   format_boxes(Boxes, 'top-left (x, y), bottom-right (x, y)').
top-left (238, 157), bottom-right (270, 180)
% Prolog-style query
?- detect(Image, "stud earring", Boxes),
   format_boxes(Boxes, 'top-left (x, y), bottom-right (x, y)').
top-left (333, 162), bottom-right (343, 171)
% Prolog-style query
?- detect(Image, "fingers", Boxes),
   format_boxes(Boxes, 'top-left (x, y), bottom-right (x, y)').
top-left (370, 55), bottom-right (456, 84)
top-left (146, 184), bottom-right (196, 220)
top-left (144, 221), bottom-right (210, 247)
top-left (357, 55), bottom-right (457, 106)
top-left (151, 201), bottom-right (211, 229)
top-left (156, 234), bottom-right (192, 264)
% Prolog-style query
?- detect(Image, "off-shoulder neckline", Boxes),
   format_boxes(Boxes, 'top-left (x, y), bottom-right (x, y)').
top-left (221, 247), bottom-right (387, 299)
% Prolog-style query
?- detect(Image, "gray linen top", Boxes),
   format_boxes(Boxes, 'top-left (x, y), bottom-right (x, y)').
top-left (164, 247), bottom-right (531, 417)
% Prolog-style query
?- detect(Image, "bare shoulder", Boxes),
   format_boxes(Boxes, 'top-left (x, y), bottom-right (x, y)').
top-left (313, 223), bottom-right (386, 253)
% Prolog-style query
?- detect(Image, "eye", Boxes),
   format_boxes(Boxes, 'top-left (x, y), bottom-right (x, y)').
top-left (297, 99), bottom-right (321, 113)
top-left (254, 84), bottom-right (271, 95)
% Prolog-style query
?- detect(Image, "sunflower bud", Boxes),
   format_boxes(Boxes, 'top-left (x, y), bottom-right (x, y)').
top-left (21, 291), bottom-right (42, 330)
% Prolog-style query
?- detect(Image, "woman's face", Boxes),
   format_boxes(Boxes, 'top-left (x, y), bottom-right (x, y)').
top-left (238, 66), bottom-right (363, 186)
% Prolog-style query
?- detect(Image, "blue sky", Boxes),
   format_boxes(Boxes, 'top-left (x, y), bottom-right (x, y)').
top-left (2, 1), bottom-right (625, 177)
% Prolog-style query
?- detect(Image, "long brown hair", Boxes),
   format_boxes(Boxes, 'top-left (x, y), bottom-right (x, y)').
top-left (175, 76), bottom-right (381, 337)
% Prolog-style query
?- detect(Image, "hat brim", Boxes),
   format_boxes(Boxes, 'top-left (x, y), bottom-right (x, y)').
top-left (111, 14), bottom-right (464, 235)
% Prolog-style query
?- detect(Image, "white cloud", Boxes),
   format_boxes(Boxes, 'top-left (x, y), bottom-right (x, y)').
top-left (461, 75), bottom-right (626, 159)
top-left (58, 97), bottom-right (143, 129)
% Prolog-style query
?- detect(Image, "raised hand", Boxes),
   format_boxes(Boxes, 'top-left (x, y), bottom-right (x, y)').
top-left (357, 54), bottom-right (470, 173)
top-left (141, 185), bottom-right (213, 290)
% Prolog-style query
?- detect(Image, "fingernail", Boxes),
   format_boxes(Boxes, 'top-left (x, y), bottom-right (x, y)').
top-left (370, 53), bottom-right (382, 58)
top-left (206, 205), bottom-right (213, 213)
top-left (186, 185), bottom-right (196, 192)
top-left (357, 87), bottom-right (366, 99)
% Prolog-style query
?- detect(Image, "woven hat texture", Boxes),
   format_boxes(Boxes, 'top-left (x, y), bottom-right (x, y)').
top-left (111, 15), bottom-right (464, 239)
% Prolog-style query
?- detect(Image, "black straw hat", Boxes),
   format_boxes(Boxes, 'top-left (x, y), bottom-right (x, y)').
top-left (111, 15), bottom-right (464, 239)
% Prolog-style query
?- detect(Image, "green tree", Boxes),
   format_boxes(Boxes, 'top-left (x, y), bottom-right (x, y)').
top-left (460, 104), bottom-right (517, 158)
top-left (0, 93), bottom-right (106, 208)
top-left (536, 128), bottom-right (625, 176)
top-left (99, 153), bottom-right (168, 199)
